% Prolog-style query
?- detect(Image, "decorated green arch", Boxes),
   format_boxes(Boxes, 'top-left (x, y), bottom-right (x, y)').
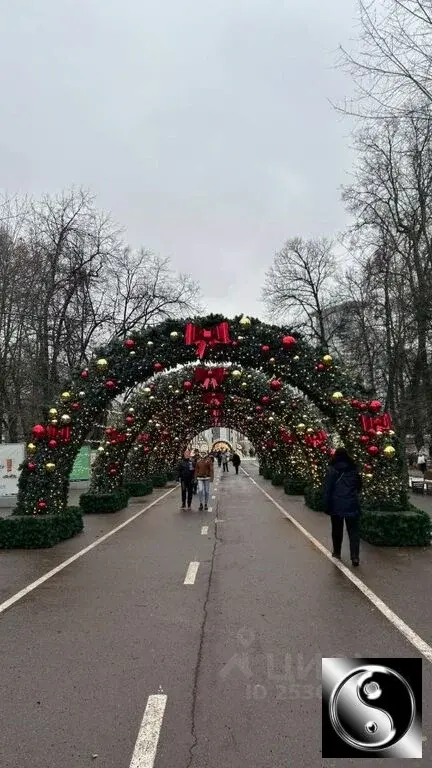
top-left (5, 313), bottom-right (429, 549)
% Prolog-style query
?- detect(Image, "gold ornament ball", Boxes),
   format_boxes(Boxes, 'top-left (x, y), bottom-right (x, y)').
top-left (128, 407), bottom-right (135, 414)
top-left (143, 387), bottom-right (151, 396)
top-left (147, 340), bottom-right (154, 347)
top-left (296, 422), bottom-right (306, 432)
top-left (269, 357), bottom-right (276, 364)
top-left (306, 427), bottom-right (314, 434)
top-left (170, 331), bottom-right (179, 340)
top-left (45, 462), bottom-right (56, 472)
top-left (97, 446), bottom-right (105, 453)
top-left (175, 389), bottom-right (180, 394)
top-left (237, 335), bottom-right (244, 341)
top-left (78, 391), bottom-right (86, 398)
top-left (48, 408), bottom-right (58, 417)
top-left (61, 391), bottom-right (71, 401)
top-left (364, 473), bottom-right (373, 480)
top-left (268, 416), bottom-right (274, 422)
top-left (383, 445), bottom-right (396, 458)
top-left (332, 391), bottom-right (344, 402)
top-left (376, 430), bottom-right (383, 437)
top-left (149, 395), bottom-right (155, 401)
top-left (61, 414), bottom-right (71, 424)
top-left (50, 418), bottom-right (58, 425)
top-left (389, 430), bottom-right (395, 436)
top-left (232, 369), bottom-right (242, 378)
top-left (96, 358), bottom-right (108, 370)
top-left (323, 354), bottom-right (333, 366)
top-left (129, 350), bottom-right (136, 357)
top-left (27, 443), bottom-right (37, 454)
top-left (293, 355), bottom-right (300, 361)
top-left (241, 381), bottom-right (248, 387)
top-left (239, 315), bottom-right (251, 328)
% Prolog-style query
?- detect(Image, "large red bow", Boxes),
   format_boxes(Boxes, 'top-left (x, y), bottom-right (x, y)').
top-left (194, 367), bottom-right (227, 389)
top-left (185, 322), bottom-right (231, 359)
top-left (360, 413), bottom-right (393, 433)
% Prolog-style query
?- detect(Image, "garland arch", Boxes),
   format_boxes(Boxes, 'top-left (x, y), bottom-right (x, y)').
top-left (10, 312), bottom-right (429, 550)
top-left (89, 364), bottom-right (328, 495)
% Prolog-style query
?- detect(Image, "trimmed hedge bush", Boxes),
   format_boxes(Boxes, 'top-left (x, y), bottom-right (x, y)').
top-left (151, 472), bottom-right (168, 488)
top-left (284, 477), bottom-right (307, 495)
top-left (0, 507), bottom-right (83, 549)
top-left (124, 480), bottom-right (153, 497)
top-left (79, 489), bottom-right (130, 513)
top-left (258, 466), bottom-right (264, 476)
top-left (304, 484), bottom-right (325, 512)
top-left (271, 473), bottom-right (285, 486)
top-left (360, 506), bottom-right (431, 547)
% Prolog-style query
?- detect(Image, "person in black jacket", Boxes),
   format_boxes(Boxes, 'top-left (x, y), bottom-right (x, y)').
top-left (177, 451), bottom-right (195, 509)
top-left (232, 452), bottom-right (241, 474)
top-left (322, 447), bottom-right (362, 567)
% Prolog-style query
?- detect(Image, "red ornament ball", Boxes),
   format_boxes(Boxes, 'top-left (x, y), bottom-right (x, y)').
top-left (184, 380), bottom-right (193, 391)
top-left (316, 363), bottom-right (325, 372)
top-left (71, 402), bottom-right (80, 410)
top-left (270, 379), bottom-right (282, 391)
top-left (32, 424), bottom-right (46, 439)
top-left (109, 468), bottom-right (117, 476)
top-left (261, 395), bottom-right (270, 405)
top-left (125, 415), bottom-right (135, 425)
top-left (105, 379), bottom-right (117, 390)
top-left (124, 339), bottom-right (135, 349)
top-left (367, 445), bottom-right (379, 456)
top-left (369, 400), bottom-right (382, 413)
top-left (153, 362), bottom-right (164, 372)
top-left (363, 464), bottom-right (373, 473)
top-left (261, 344), bottom-right (270, 353)
top-left (256, 405), bottom-right (263, 413)
top-left (48, 439), bottom-right (58, 449)
top-left (351, 399), bottom-right (361, 408)
top-left (80, 369), bottom-right (89, 379)
top-left (282, 335), bottom-right (296, 349)
top-left (360, 435), bottom-right (370, 445)
top-left (27, 462), bottom-right (36, 472)
top-left (37, 500), bottom-right (47, 511)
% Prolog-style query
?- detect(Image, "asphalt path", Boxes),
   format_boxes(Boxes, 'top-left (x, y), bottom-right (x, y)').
top-left (0, 465), bottom-right (430, 766)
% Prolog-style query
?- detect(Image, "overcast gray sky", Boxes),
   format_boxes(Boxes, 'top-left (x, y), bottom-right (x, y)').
top-left (0, 0), bottom-right (358, 319)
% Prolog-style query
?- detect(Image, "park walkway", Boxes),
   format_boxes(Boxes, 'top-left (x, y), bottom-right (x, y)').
top-left (0, 465), bottom-right (431, 766)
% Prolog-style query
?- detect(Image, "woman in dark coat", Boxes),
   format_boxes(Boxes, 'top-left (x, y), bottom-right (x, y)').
top-left (322, 447), bottom-right (362, 567)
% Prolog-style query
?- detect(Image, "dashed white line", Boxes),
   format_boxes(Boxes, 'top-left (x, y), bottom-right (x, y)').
top-left (201, 526), bottom-right (209, 535)
top-left (243, 468), bottom-right (432, 664)
top-left (0, 486), bottom-right (177, 617)
top-left (184, 561), bottom-right (200, 584)
top-left (129, 694), bottom-right (167, 768)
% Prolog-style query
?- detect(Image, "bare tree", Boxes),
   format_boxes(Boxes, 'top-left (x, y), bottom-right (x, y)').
top-left (338, 0), bottom-right (432, 119)
top-left (262, 236), bottom-right (338, 348)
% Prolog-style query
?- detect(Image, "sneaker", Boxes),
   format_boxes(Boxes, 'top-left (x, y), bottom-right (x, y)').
top-left (332, 552), bottom-right (341, 559)
top-left (204, 504), bottom-right (208, 510)
top-left (352, 559), bottom-right (360, 567)
top-left (181, 504), bottom-right (185, 509)
top-left (199, 503), bottom-right (203, 511)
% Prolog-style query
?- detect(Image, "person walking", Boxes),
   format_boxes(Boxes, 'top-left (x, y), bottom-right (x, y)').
top-left (177, 450), bottom-right (195, 509)
top-left (192, 449), bottom-right (200, 494)
top-left (232, 451), bottom-right (241, 475)
top-left (222, 451), bottom-right (229, 472)
top-left (194, 452), bottom-right (214, 511)
top-left (417, 450), bottom-right (427, 478)
top-left (322, 447), bottom-right (362, 567)
top-left (217, 451), bottom-right (222, 468)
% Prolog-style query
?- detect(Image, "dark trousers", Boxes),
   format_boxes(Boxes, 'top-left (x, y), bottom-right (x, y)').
top-left (233, 465), bottom-right (239, 474)
top-left (331, 515), bottom-right (360, 560)
top-left (223, 462), bottom-right (229, 472)
top-left (181, 478), bottom-right (194, 507)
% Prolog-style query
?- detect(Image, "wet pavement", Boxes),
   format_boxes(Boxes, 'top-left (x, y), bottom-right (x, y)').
top-left (0, 466), bottom-right (431, 766)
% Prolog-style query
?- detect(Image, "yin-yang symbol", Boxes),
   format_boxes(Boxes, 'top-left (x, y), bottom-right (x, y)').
top-left (329, 665), bottom-right (415, 751)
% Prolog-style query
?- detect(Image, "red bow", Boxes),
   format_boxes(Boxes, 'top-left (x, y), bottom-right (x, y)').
top-left (194, 367), bottom-right (227, 389)
top-left (360, 413), bottom-right (393, 433)
top-left (185, 322), bottom-right (231, 359)
top-left (202, 392), bottom-right (225, 407)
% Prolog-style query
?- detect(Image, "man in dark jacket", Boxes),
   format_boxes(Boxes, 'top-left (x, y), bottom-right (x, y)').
top-left (232, 452), bottom-right (241, 474)
top-left (177, 451), bottom-right (195, 509)
top-left (322, 448), bottom-right (362, 566)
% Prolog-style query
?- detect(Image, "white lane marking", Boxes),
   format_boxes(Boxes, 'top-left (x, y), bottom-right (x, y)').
top-left (208, 506), bottom-right (213, 513)
top-left (214, 519), bottom-right (224, 523)
top-left (243, 469), bottom-right (432, 664)
top-left (0, 487), bottom-right (176, 617)
top-left (201, 526), bottom-right (209, 535)
top-left (212, 495), bottom-right (216, 499)
top-left (184, 561), bottom-right (200, 584)
top-left (129, 694), bottom-right (167, 768)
